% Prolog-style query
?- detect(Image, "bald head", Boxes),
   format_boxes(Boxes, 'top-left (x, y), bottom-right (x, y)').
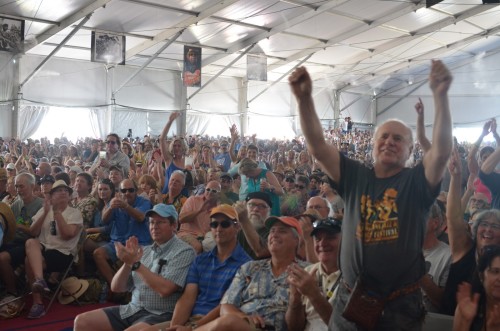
top-left (38, 162), bottom-right (51, 176)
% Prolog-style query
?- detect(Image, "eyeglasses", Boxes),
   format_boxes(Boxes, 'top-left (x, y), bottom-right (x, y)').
top-left (313, 218), bottom-right (342, 229)
top-left (209, 219), bottom-right (237, 228)
top-left (120, 188), bottom-right (136, 193)
top-left (7, 168), bottom-right (14, 172)
top-left (220, 144), bottom-right (228, 148)
top-left (478, 221), bottom-right (500, 231)
top-left (205, 188), bottom-right (219, 194)
top-left (105, 141), bottom-right (117, 145)
top-left (295, 184), bottom-right (305, 190)
top-left (247, 202), bottom-right (269, 210)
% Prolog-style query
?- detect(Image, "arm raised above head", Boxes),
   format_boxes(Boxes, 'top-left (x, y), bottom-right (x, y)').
top-left (423, 60), bottom-right (453, 190)
top-left (289, 67), bottom-right (340, 183)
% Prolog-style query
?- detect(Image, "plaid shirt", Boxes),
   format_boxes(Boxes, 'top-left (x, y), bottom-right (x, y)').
top-left (119, 235), bottom-right (196, 318)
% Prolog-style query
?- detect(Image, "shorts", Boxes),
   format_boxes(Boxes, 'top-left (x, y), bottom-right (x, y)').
top-left (103, 306), bottom-right (172, 331)
top-left (1, 244), bottom-right (26, 268)
top-left (102, 242), bottom-right (118, 263)
top-left (41, 245), bottom-right (73, 273)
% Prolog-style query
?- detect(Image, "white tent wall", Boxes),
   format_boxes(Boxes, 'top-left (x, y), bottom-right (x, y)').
top-left (4, 54), bottom-right (377, 141)
top-left (247, 80), bottom-right (296, 139)
top-left (20, 55), bottom-right (107, 106)
top-left (186, 75), bottom-right (240, 138)
top-left (376, 54), bottom-right (500, 140)
top-left (0, 52), bottom-right (16, 137)
top-left (338, 92), bottom-right (374, 128)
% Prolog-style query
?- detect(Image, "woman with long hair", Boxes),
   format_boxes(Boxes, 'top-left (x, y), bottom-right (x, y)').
top-left (83, 179), bottom-right (115, 257)
top-left (295, 150), bottom-right (312, 176)
top-left (454, 244), bottom-right (500, 331)
top-left (159, 112), bottom-right (188, 196)
top-left (1, 176), bottom-right (17, 205)
top-left (194, 144), bottom-right (216, 170)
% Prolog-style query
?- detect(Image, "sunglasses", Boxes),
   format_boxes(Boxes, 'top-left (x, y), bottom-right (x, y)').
top-left (105, 140), bottom-right (117, 145)
top-left (285, 178), bottom-right (295, 183)
top-left (295, 184), bottom-right (305, 190)
top-left (205, 188), bottom-right (219, 194)
top-left (209, 219), bottom-right (237, 229)
top-left (120, 188), bottom-right (136, 193)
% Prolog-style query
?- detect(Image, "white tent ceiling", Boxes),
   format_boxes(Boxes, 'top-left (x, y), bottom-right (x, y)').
top-left (2, 0), bottom-right (500, 97)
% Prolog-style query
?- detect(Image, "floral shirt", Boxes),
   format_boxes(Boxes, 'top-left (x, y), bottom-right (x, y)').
top-left (221, 259), bottom-right (309, 331)
top-left (71, 196), bottom-right (98, 229)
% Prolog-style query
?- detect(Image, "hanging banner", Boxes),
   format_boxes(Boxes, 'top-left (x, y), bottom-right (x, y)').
top-left (0, 17), bottom-right (24, 53)
top-left (247, 54), bottom-right (267, 81)
top-left (91, 31), bottom-right (126, 65)
top-left (183, 46), bottom-right (201, 87)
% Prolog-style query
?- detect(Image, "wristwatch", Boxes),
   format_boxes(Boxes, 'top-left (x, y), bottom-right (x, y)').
top-left (131, 261), bottom-right (141, 271)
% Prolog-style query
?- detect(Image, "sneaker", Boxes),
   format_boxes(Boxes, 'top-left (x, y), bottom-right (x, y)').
top-left (27, 303), bottom-right (45, 319)
top-left (31, 279), bottom-right (50, 294)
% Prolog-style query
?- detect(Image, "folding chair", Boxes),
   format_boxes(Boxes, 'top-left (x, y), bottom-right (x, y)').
top-left (46, 229), bottom-right (85, 312)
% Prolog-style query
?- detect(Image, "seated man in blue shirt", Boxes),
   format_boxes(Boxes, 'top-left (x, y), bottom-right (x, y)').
top-left (74, 204), bottom-right (196, 331)
top-left (93, 179), bottom-right (152, 288)
top-left (143, 204), bottom-right (252, 331)
top-left (193, 216), bottom-right (308, 331)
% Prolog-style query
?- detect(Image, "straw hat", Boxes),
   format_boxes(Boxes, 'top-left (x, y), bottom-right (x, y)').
top-left (0, 202), bottom-right (16, 244)
top-left (57, 277), bottom-right (89, 304)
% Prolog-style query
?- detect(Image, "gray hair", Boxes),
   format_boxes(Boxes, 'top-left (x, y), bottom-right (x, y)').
top-left (171, 170), bottom-right (186, 185)
top-left (16, 173), bottom-right (35, 186)
top-left (472, 209), bottom-right (500, 241)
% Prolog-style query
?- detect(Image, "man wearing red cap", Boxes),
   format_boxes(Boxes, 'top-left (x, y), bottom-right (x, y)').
top-left (192, 216), bottom-right (307, 331)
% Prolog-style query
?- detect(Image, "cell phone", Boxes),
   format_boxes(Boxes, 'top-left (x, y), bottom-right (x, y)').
top-left (99, 151), bottom-right (106, 159)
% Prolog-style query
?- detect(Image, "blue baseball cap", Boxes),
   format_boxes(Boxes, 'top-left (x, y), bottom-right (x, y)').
top-left (145, 204), bottom-right (178, 220)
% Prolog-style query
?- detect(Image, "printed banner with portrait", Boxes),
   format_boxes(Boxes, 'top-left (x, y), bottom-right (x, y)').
top-left (183, 46), bottom-right (201, 87)
top-left (0, 17), bottom-right (24, 53)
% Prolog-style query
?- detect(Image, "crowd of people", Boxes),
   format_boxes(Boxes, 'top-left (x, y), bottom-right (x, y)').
top-left (0, 59), bottom-right (498, 331)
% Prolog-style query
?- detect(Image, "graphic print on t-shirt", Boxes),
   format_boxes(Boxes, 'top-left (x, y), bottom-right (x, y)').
top-left (357, 188), bottom-right (399, 244)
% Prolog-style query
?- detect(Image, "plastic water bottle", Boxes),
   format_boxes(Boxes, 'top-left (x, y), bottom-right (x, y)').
top-left (99, 282), bottom-right (109, 303)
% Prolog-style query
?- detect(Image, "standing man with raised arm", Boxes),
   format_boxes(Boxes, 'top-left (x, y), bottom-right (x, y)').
top-left (289, 60), bottom-right (453, 330)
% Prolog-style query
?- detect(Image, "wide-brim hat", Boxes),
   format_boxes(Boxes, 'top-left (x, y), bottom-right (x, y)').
top-left (0, 202), bottom-right (16, 244)
top-left (50, 179), bottom-right (73, 195)
top-left (57, 277), bottom-right (89, 304)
